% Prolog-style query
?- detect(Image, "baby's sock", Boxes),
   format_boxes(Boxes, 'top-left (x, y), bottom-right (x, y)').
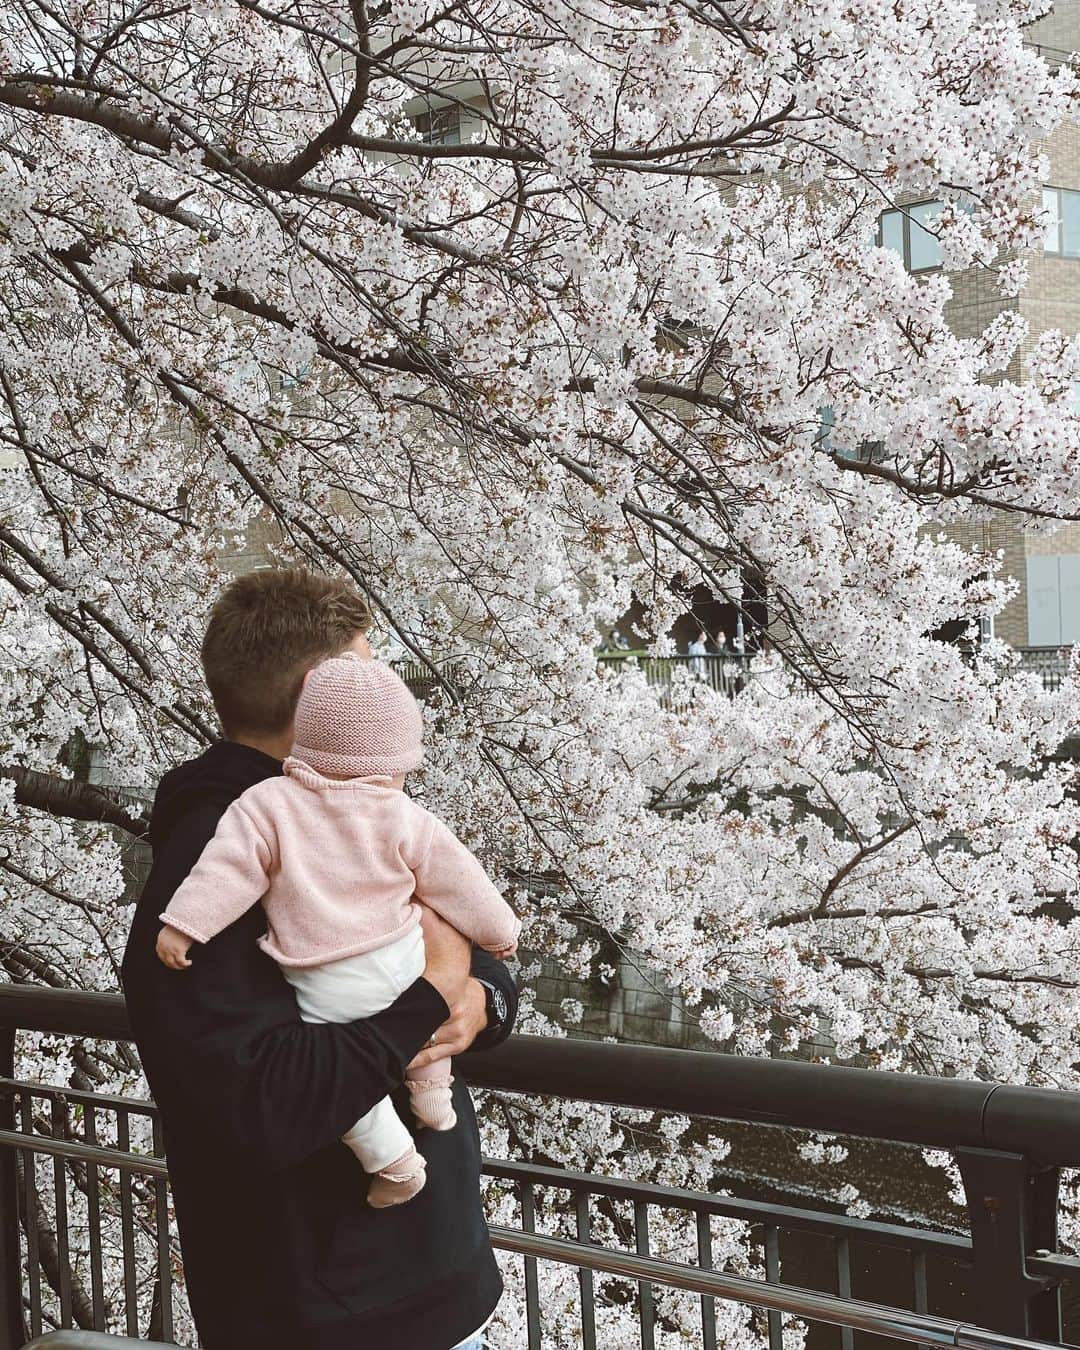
top-left (407, 1074), bottom-right (457, 1131)
top-left (366, 1146), bottom-right (427, 1209)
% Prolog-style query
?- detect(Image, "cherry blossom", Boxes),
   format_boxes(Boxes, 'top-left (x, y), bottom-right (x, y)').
top-left (1, 0), bottom-right (1080, 1340)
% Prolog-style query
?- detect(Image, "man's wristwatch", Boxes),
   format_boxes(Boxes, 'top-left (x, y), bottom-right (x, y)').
top-left (476, 978), bottom-right (509, 1031)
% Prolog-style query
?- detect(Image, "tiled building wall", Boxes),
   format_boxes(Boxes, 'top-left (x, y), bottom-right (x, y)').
top-left (221, 513), bottom-right (280, 577)
top-left (1026, 5), bottom-right (1079, 54)
top-left (919, 40), bottom-right (1080, 650)
top-left (937, 517), bottom-right (1031, 647)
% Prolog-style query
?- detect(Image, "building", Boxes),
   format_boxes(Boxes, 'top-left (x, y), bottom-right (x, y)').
top-left (883, 9), bottom-right (1080, 654)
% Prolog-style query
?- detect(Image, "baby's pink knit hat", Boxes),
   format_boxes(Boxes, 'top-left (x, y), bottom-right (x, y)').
top-left (290, 653), bottom-right (424, 778)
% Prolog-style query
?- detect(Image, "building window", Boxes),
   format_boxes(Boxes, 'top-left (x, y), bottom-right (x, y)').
top-left (414, 106), bottom-right (462, 146)
top-left (1027, 554), bottom-right (1080, 646)
top-left (1042, 187), bottom-right (1080, 257)
top-left (816, 405), bottom-right (838, 450)
top-left (281, 360), bottom-right (312, 391)
top-left (817, 406), bottom-right (886, 464)
top-left (877, 202), bottom-right (944, 272)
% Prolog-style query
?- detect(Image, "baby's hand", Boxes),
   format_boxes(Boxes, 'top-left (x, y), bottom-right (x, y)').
top-left (488, 940), bottom-right (517, 961)
top-left (157, 925), bottom-right (194, 970)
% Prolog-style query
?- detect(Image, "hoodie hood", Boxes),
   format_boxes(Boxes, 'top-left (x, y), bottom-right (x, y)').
top-left (148, 741), bottom-right (282, 853)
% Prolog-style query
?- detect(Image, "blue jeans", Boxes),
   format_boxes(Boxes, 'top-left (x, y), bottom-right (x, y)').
top-left (452, 1339), bottom-right (485, 1350)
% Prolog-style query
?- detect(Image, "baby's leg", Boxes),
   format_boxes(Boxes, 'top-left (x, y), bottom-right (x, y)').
top-left (341, 1094), bottom-right (415, 1173)
top-left (368, 926), bottom-right (456, 1132)
top-left (406, 1057), bottom-right (457, 1132)
top-left (341, 1097), bottom-right (426, 1208)
top-left (283, 935), bottom-right (429, 1204)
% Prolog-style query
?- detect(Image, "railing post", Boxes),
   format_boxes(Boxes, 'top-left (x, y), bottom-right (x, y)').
top-left (955, 1148), bottom-right (1062, 1341)
top-left (0, 1026), bottom-right (24, 1350)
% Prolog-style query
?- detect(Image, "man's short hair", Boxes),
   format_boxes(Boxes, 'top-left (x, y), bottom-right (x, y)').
top-left (201, 568), bottom-right (372, 737)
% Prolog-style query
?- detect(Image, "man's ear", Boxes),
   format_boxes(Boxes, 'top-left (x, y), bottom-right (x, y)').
top-left (300, 666), bottom-right (317, 691)
top-left (342, 632), bottom-right (373, 659)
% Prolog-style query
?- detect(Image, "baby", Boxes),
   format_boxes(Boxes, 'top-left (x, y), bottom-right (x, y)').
top-left (156, 653), bottom-right (520, 1208)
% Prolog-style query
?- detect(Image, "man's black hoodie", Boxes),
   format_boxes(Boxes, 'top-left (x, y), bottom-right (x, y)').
top-left (121, 741), bottom-right (515, 1350)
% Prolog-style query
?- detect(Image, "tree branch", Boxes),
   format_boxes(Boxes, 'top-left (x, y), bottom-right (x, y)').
top-left (1, 766), bottom-right (149, 836)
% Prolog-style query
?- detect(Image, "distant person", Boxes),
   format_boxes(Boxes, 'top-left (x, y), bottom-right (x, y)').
top-left (688, 628), bottom-right (709, 676)
top-left (731, 633), bottom-right (749, 691)
top-left (600, 631), bottom-right (629, 654)
top-left (713, 628), bottom-right (746, 692)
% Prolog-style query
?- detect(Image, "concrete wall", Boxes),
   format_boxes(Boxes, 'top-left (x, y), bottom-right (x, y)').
top-left (1026, 5), bottom-right (1080, 54)
top-left (529, 950), bottom-right (702, 1047)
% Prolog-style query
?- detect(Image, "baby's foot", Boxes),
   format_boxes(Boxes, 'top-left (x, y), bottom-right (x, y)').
top-left (367, 1147), bottom-right (427, 1209)
top-left (408, 1075), bottom-right (457, 1131)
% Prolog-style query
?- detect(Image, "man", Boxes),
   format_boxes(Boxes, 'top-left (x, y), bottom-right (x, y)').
top-left (121, 569), bottom-right (517, 1350)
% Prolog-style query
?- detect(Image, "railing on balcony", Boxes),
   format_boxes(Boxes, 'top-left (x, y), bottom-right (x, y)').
top-left (598, 651), bottom-right (754, 704)
top-left (1016, 648), bottom-right (1070, 693)
top-left (396, 653), bottom-right (756, 710)
top-left (23, 1337), bottom-right (154, 1347)
top-left (2, 987), bottom-right (1080, 1349)
top-left (398, 647), bottom-right (1070, 715)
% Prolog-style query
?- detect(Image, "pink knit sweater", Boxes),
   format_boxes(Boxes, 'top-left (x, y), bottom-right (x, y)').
top-left (160, 758), bottom-right (520, 968)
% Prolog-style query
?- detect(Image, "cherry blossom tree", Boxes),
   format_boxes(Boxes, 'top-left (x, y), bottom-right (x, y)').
top-left (2, 0), bottom-right (1080, 1341)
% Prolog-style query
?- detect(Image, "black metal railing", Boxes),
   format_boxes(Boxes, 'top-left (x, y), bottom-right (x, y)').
top-left (23, 1336), bottom-right (163, 1347)
top-left (2, 986), bottom-right (1080, 1348)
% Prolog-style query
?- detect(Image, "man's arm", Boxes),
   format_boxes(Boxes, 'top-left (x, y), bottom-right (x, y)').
top-left (123, 804), bottom-right (469, 1174)
top-left (407, 945), bottom-right (520, 1073)
top-left (212, 915), bottom-right (473, 1170)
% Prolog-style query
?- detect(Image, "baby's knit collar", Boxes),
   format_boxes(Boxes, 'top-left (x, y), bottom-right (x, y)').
top-left (282, 757), bottom-right (397, 791)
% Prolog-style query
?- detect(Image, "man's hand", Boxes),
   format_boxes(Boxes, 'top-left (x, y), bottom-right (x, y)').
top-left (157, 925), bottom-right (194, 970)
top-left (420, 907), bottom-right (471, 1010)
top-left (408, 978), bottom-right (487, 1072)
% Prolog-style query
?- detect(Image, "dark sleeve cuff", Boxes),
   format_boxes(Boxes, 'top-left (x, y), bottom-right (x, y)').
top-left (365, 977), bottom-right (450, 1071)
top-left (466, 949), bottom-right (520, 1053)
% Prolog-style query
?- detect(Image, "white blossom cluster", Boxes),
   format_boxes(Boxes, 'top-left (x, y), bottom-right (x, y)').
top-left (2, 0), bottom-right (1080, 1340)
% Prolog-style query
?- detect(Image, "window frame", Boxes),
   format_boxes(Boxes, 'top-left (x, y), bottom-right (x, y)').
top-left (414, 105), bottom-right (462, 146)
top-left (816, 406), bottom-right (887, 464)
top-left (877, 201), bottom-right (945, 274)
top-left (1042, 185), bottom-right (1080, 258)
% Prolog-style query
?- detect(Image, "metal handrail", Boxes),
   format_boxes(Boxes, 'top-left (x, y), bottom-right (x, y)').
top-left (0, 1113), bottom-right (971, 1258)
top-left (0, 1130), bottom-right (168, 1180)
top-left (10, 1236), bottom-right (1070, 1350)
top-left (597, 650), bottom-right (754, 661)
top-left (0, 984), bottom-right (1077, 1347)
top-left (489, 1227), bottom-right (1069, 1350)
top-left (0, 1096), bottom-right (1066, 1350)
top-left (22, 1336), bottom-right (170, 1348)
top-left (483, 1158), bottom-right (971, 1255)
top-left (5, 985), bottom-right (1080, 1166)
